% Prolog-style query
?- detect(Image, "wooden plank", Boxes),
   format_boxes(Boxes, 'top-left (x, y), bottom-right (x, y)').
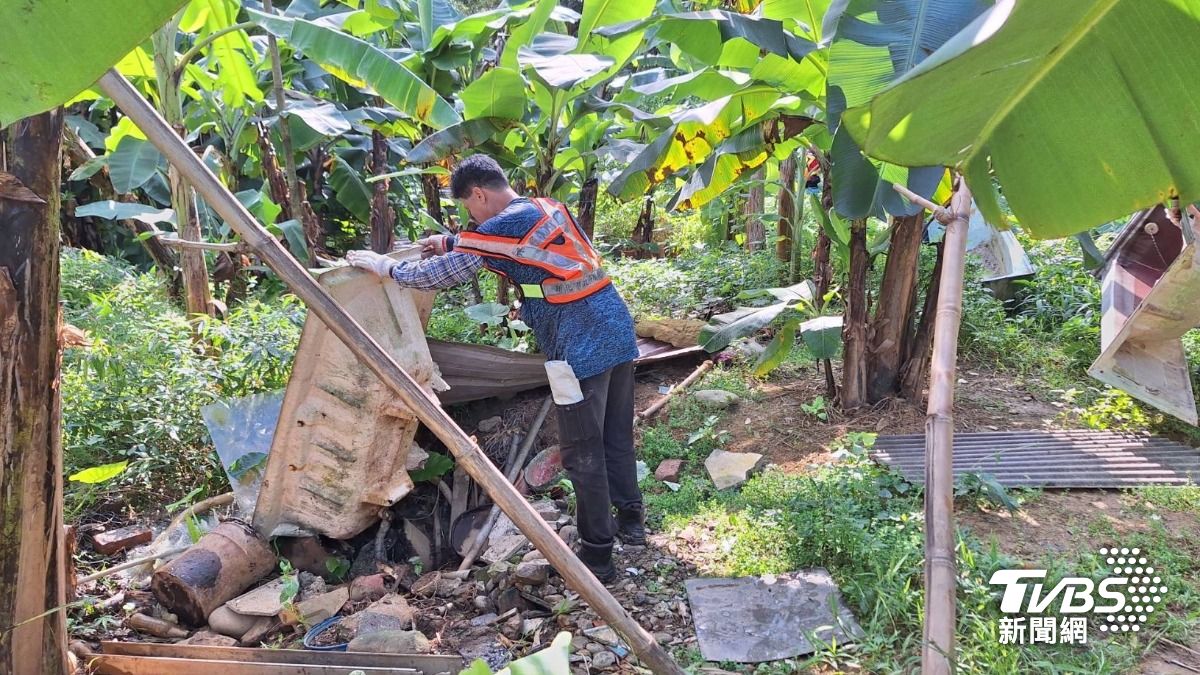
top-left (88, 654), bottom-right (422, 675)
top-left (99, 642), bottom-right (461, 672)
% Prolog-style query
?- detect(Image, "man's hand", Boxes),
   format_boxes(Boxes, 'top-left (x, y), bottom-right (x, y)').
top-left (345, 250), bottom-right (395, 278)
top-left (417, 235), bottom-right (453, 259)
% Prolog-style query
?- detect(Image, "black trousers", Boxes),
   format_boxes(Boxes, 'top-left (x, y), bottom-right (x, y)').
top-left (555, 360), bottom-right (642, 547)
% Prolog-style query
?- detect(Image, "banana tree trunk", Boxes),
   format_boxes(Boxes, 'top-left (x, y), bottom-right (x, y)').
top-left (0, 110), bottom-right (71, 675)
top-left (841, 219), bottom-right (869, 410)
top-left (744, 170), bottom-right (765, 251)
top-left (777, 156), bottom-right (796, 264)
top-left (866, 212), bottom-right (925, 402)
top-left (370, 131), bottom-right (394, 254)
top-left (813, 229), bottom-right (833, 308)
top-left (261, 0), bottom-right (302, 227)
top-left (421, 171), bottom-right (443, 228)
top-left (900, 240), bottom-right (945, 401)
top-left (154, 22), bottom-right (212, 319)
top-left (634, 193), bottom-right (654, 246)
top-left (578, 174), bottom-right (598, 240)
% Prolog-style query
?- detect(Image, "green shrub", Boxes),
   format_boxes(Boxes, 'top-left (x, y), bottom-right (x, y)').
top-left (608, 245), bottom-right (786, 319)
top-left (60, 249), bottom-right (303, 516)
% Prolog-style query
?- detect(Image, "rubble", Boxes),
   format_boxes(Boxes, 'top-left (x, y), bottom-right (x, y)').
top-left (513, 561), bottom-right (550, 586)
top-left (275, 536), bottom-right (334, 578)
top-left (705, 448), bottom-right (765, 489)
top-left (347, 628), bottom-right (433, 654)
top-left (692, 389), bottom-right (741, 409)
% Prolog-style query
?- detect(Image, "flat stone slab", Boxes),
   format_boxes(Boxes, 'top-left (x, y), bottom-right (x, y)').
top-left (685, 570), bottom-right (863, 663)
top-left (692, 389), bottom-right (741, 409)
top-left (704, 449), bottom-right (764, 489)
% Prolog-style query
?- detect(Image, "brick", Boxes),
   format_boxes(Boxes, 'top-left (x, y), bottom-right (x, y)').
top-left (88, 525), bottom-right (151, 556)
top-left (654, 459), bottom-right (684, 483)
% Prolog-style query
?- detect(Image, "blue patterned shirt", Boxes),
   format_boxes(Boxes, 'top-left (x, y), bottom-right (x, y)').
top-left (389, 198), bottom-right (638, 380)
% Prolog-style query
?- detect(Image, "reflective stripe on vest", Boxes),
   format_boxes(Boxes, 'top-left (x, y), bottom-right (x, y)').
top-left (456, 197), bottom-right (610, 304)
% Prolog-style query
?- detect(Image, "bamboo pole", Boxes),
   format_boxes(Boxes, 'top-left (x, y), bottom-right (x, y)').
top-left (894, 181), bottom-right (971, 675)
top-left (636, 360), bottom-right (713, 424)
top-left (96, 70), bottom-right (683, 675)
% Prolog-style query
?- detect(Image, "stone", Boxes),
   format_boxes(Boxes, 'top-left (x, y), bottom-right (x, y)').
top-left (276, 537), bottom-right (333, 578)
top-left (495, 587), bottom-right (522, 615)
top-left (347, 629), bottom-right (432, 654)
top-left (704, 449), bottom-right (765, 489)
top-left (521, 549), bottom-right (546, 563)
top-left (592, 651), bottom-right (617, 669)
top-left (524, 445), bottom-right (564, 492)
top-left (239, 617), bottom-right (281, 646)
top-left (586, 642), bottom-right (605, 654)
top-left (412, 572), bottom-right (462, 598)
top-left (653, 632), bottom-right (673, 645)
top-left (406, 444), bottom-right (430, 472)
top-left (501, 614), bottom-right (523, 639)
top-left (571, 635), bottom-right (588, 651)
top-left (522, 616), bottom-right (545, 636)
top-left (692, 389), bottom-right (741, 409)
top-left (531, 500), bottom-right (561, 522)
top-left (477, 416), bottom-right (503, 434)
top-left (470, 612), bottom-right (500, 627)
top-left (181, 630), bottom-right (238, 647)
top-left (206, 605), bottom-right (257, 639)
top-left (556, 525), bottom-right (579, 547)
top-left (654, 459), bottom-right (684, 483)
top-left (584, 625), bottom-right (620, 646)
top-left (473, 595), bottom-right (491, 611)
top-left (88, 525), bottom-right (152, 556)
top-left (287, 586), bottom-right (348, 626)
top-left (349, 573), bottom-right (391, 602)
top-left (514, 561), bottom-right (550, 586)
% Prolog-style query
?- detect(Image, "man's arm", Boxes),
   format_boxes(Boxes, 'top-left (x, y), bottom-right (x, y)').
top-left (388, 250), bottom-right (483, 291)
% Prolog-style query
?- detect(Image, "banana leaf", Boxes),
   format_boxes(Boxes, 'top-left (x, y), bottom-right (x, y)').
top-left (844, 0), bottom-right (1200, 237)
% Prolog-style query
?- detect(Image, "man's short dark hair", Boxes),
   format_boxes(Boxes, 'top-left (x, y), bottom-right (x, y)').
top-left (450, 154), bottom-right (510, 199)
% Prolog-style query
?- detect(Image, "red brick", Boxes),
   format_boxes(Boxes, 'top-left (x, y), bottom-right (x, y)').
top-left (654, 459), bottom-right (684, 483)
top-left (88, 525), bottom-right (151, 555)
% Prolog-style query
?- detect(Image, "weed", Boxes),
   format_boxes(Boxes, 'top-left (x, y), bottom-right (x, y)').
top-left (800, 395), bottom-right (828, 421)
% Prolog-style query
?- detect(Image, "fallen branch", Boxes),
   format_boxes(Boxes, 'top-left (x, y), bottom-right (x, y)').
top-left (458, 396), bottom-right (554, 571)
top-left (77, 545), bottom-right (190, 584)
top-left (132, 492), bottom-right (234, 575)
top-left (155, 235), bottom-right (249, 253)
top-left (636, 360), bottom-right (713, 425)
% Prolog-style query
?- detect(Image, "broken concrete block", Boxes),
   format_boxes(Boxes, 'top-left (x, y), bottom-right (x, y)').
top-left (226, 578), bottom-right (287, 617)
top-left (654, 459), bottom-right (684, 482)
top-left (692, 390), bottom-right (741, 409)
top-left (276, 537), bottom-right (334, 578)
top-left (705, 449), bottom-right (764, 489)
top-left (88, 525), bottom-right (152, 556)
top-left (285, 586), bottom-right (348, 626)
top-left (181, 630), bottom-right (239, 647)
top-left (239, 616), bottom-right (281, 646)
top-left (514, 561), bottom-right (550, 586)
top-left (481, 534), bottom-right (528, 565)
top-left (592, 650), bottom-right (617, 669)
top-left (583, 625), bottom-right (621, 647)
top-left (531, 500), bottom-right (561, 522)
top-left (406, 444), bottom-right (430, 472)
top-left (347, 629), bottom-right (432, 654)
top-left (342, 593), bottom-right (415, 639)
top-left (524, 445), bottom-right (564, 492)
top-left (206, 605), bottom-right (258, 639)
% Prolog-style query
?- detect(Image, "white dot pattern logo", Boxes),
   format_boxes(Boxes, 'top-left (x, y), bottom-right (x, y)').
top-left (1103, 545), bottom-right (1165, 628)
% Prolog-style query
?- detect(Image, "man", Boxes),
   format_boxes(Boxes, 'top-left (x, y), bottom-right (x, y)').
top-left (346, 154), bottom-right (644, 582)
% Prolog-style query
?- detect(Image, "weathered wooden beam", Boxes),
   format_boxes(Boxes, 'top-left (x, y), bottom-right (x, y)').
top-left (99, 642), bottom-right (461, 672)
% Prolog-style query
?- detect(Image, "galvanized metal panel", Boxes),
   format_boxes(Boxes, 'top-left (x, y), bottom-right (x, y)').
top-left (871, 431), bottom-right (1200, 488)
top-left (1089, 206), bottom-right (1200, 425)
top-left (253, 259), bottom-right (437, 539)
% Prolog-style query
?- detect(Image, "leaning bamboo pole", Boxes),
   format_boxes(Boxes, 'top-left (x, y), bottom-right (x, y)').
top-left (97, 70), bottom-right (684, 675)
top-left (893, 181), bottom-right (972, 675)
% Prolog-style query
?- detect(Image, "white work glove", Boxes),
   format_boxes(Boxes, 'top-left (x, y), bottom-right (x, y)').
top-left (417, 235), bottom-right (453, 259)
top-left (345, 249), bottom-right (395, 278)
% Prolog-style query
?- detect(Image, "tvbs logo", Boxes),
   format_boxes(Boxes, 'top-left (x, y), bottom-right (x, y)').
top-left (988, 547), bottom-right (1166, 644)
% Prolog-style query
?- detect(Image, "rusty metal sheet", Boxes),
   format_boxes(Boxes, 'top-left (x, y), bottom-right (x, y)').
top-left (427, 337), bottom-right (703, 405)
top-left (253, 257), bottom-right (439, 539)
top-left (871, 430), bottom-right (1200, 488)
top-left (1089, 207), bottom-right (1199, 424)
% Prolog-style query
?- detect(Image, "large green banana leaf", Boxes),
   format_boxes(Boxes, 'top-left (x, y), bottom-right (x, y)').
top-left (844, 0), bottom-right (1200, 237)
top-left (0, 0), bottom-right (187, 126)
top-left (824, 0), bottom-right (991, 219)
top-left (574, 0), bottom-right (658, 84)
top-left (248, 9), bottom-right (460, 130)
top-left (596, 11), bottom-right (817, 67)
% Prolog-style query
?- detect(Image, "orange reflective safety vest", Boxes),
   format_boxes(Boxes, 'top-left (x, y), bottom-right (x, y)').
top-left (454, 198), bottom-right (611, 304)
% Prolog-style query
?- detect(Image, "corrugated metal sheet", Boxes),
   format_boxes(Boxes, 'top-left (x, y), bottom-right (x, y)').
top-left (428, 337), bottom-right (703, 404)
top-left (871, 430), bottom-right (1200, 487)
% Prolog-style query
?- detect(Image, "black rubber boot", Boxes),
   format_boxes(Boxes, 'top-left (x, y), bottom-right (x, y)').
top-left (577, 539), bottom-right (618, 584)
top-left (616, 504), bottom-right (647, 546)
